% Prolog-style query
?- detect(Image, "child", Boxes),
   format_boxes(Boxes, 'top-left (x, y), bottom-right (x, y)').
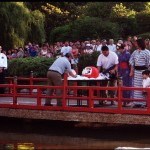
top-left (142, 70), bottom-right (150, 98)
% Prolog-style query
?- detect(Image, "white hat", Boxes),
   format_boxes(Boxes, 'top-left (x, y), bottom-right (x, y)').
top-left (118, 40), bottom-right (123, 44)
top-left (86, 44), bottom-right (91, 47)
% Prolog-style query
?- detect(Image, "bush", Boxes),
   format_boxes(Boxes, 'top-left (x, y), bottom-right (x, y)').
top-left (136, 32), bottom-right (150, 39)
top-left (7, 57), bottom-right (56, 78)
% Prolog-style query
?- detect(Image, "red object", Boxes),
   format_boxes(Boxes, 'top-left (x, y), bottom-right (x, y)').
top-left (119, 62), bottom-right (129, 69)
top-left (82, 66), bottom-right (99, 78)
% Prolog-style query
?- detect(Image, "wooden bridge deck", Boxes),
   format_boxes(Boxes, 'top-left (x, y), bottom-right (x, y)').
top-left (0, 97), bottom-right (150, 125)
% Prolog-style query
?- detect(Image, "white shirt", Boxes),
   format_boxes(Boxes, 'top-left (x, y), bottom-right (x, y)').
top-left (108, 44), bottom-right (117, 53)
top-left (97, 51), bottom-right (118, 69)
top-left (61, 46), bottom-right (72, 56)
top-left (96, 45), bottom-right (102, 52)
top-left (0, 53), bottom-right (7, 69)
top-left (143, 77), bottom-right (150, 88)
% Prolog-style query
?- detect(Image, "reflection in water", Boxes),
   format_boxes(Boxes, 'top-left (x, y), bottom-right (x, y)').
top-left (0, 117), bottom-right (150, 149)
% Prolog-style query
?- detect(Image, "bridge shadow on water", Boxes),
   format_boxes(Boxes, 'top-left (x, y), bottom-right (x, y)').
top-left (0, 117), bottom-right (150, 149)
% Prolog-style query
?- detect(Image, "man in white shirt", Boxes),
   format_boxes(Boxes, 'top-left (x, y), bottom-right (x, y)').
top-left (0, 46), bottom-right (8, 94)
top-left (60, 41), bottom-right (72, 57)
top-left (95, 40), bottom-right (102, 53)
top-left (97, 45), bottom-right (119, 105)
top-left (108, 39), bottom-right (117, 53)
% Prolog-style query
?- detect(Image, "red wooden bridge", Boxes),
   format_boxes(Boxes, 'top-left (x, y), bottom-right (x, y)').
top-left (0, 72), bottom-right (150, 125)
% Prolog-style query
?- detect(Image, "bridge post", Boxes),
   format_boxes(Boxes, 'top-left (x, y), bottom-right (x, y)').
top-left (13, 76), bottom-right (17, 105)
top-left (62, 69), bottom-right (68, 108)
top-left (30, 71), bottom-right (33, 95)
top-left (147, 88), bottom-right (150, 112)
top-left (118, 77), bottom-right (122, 112)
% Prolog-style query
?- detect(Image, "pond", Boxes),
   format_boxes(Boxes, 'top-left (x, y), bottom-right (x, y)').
top-left (0, 117), bottom-right (150, 149)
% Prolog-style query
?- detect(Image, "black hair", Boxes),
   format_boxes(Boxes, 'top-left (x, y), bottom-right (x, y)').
top-left (101, 46), bottom-right (109, 51)
top-left (136, 38), bottom-right (146, 50)
top-left (65, 53), bottom-right (72, 58)
top-left (142, 70), bottom-right (150, 75)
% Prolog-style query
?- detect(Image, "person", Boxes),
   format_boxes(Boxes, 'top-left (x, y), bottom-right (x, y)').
top-left (145, 38), bottom-right (150, 50)
top-left (97, 45), bottom-right (119, 105)
top-left (28, 44), bottom-right (38, 57)
top-left (6, 50), bottom-right (12, 60)
top-left (45, 53), bottom-right (77, 106)
top-left (39, 43), bottom-right (49, 57)
top-left (97, 39), bottom-right (108, 52)
top-left (60, 41), bottom-right (72, 57)
top-left (142, 70), bottom-right (150, 105)
top-left (83, 43), bottom-right (93, 54)
top-left (129, 38), bottom-right (150, 108)
top-left (91, 40), bottom-right (97, 51)
top-left (116, 43), bottom-right (132, 106)
top-left (12, 48), bottom-right (18, 59)
top-left (126, 36), bottom-right (133, 51)
top-left (108, 39), bottom-right (117, 53)
top-left (17, 47), bottom-right (24, 58)
top-left (0, 46), bottom-right (8, 94)
top-left (95, 39), bottom-right (101, 53)
top-left (54, 42), bottom-right (62, 58)
top-left (71, 44), bottom-right (79, 71)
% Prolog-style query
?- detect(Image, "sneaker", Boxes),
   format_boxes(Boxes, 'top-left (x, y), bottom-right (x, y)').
top-left (132, 104), bottom-right (143, 108)
top-left (141, 104), bottom-right (147, 108)
top-left (44, 103), bottom-right (53, 106)
top-left (123, 102), bottom-right (133, 107)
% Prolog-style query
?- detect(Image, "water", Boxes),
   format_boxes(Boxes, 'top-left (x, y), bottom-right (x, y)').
top-left (0, 117), bottom-right (150, 149)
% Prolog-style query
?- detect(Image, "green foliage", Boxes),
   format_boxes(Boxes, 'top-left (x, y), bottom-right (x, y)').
top-left (50, 16), bottom-right (120, 42)
top-left (0, 2), bottom-right (45, 50)
top-left (0, 2), bottom-right (31, 49)
top-left (111, 3), bottom-right (136, 18)
top-left (110, 3), bottom-right (138, 38)
top-left (83, 2), bottom-right (116, 20)
top-left (27, 10), bottom-right (46, 44)
top-left (50, 24), bottom-right (71, 42)
top-left (78, 51), bottom-right (100, 75)
top-left (136, 12), bottom-right (150, 34)
top-left (137, 32), bottom-right (150, 39)
top-left (123, 2), bottom-right (147, 12)
top-left (7, 57), bottom-right (56, 78)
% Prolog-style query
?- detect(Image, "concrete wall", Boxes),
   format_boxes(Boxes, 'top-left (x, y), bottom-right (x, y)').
top-left (0, 108), bottom-right (150, 125)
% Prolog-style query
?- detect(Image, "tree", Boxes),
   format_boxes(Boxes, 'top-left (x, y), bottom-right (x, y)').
top-left (40, 2), bottom-right (86, 42)
top-left (110, 3), bottom-right (137, 38)
top-left (0, 2), bottom-right (45, 50)
top-left (50, 16), bottom-right (120, 42)
top-left (122, 2), bottom-right (147, 12)
top-left (27, 10), bottom-right (46, 44)
top-left (82, 2), bottom-right (117, 20)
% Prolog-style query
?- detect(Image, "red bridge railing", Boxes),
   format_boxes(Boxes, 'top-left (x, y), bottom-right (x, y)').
top-left (1, 72), bottom-right (150, 115)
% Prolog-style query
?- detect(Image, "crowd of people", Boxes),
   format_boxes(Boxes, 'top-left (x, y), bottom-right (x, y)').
top-left (0, 35), bottom-right (150, 107)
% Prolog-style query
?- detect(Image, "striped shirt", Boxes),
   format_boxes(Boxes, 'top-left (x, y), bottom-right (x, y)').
top-left (129, 49), bottom-right (150, 67)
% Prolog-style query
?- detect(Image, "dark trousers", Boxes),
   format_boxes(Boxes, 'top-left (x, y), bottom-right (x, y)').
top-left (45, 71), bottom-right (63, 105)
top-left (0, 69), bottom-right (5, 94)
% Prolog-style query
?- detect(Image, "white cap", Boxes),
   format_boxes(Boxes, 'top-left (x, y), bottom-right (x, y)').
top-left (86, 44), bottom-right (91, 47)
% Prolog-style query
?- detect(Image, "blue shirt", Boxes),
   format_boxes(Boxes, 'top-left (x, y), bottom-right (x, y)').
top-left (49, 57), bottom-right (71, 74)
